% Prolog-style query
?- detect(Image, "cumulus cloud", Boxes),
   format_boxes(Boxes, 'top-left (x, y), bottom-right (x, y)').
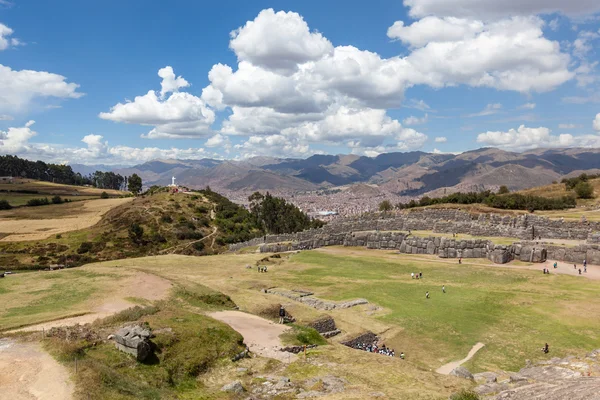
top-left (477, 124), bottom-right (600, 150)
top-left (0, 64), bottom-right (83, 113)
top-left (0, 23), bottom-right (21, 50)
top-left (387, 17), bottom-right (484, 48)
top-left (403, 114), bottom-right (428, 125)
top-left (435, 136), bottom-right (448, 142)
top-left (235, 134), bottom-right (310, 158)
top-left (158, 66), bottom-right (189, 99)
top-left (229, 9), bottom-right (333, 75)
top-left (0, 121), bottom-right (210, 165)
top-left (403, 0), bottom-right (600, 19)
top-left (99, 66), bottom-right (215, 139)
top-left (594, 113), bottom-right (600, 131)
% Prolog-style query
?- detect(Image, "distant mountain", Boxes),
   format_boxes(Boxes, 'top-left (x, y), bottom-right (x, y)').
top-left (97, 147), bottom-right (600, 198)
top-left (70, 163), bottom-right (125, 175)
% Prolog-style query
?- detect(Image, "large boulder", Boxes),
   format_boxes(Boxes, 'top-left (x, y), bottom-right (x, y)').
top-left (221, 380), bottom-right (245, 394)
top-left (111, 325), bottom-right (154, 362)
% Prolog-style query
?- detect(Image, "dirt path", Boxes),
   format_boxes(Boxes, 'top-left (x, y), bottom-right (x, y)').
top-left (436, 342), bottom-right (485, 375)
top-left (209, 311), bottom-right (296, 363)
top-left (11, 272), bottom-right (172, 333)
top-left (0, 338), bottom-right (74, 400)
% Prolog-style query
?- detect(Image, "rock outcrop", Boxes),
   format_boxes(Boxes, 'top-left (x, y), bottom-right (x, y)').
top-left (110, 325), bottom-right (154, 362)
top-left (475, 351), bottom-right (600, 399)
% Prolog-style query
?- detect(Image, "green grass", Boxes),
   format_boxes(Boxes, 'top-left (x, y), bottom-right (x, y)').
top-left (279, 250), bottom-right (600, 372)
top-left (280, 324), bottom-right (328, 346)
top-left (0, 193), bottom-right (97, 207)
top-left (46, 304), bottom-right (245, 400)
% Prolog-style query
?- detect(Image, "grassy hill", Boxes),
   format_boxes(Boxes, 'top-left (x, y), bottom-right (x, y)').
top-left (0, 186), bottom-right (270, 270)
top-left (518, 177), bottom-right (600, 204)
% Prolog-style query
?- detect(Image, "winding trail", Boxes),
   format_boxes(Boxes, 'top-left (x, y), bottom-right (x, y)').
top-left (436, 342), bottom-right (485, 375)
top-left (209, 311), bottom-right (296, 363)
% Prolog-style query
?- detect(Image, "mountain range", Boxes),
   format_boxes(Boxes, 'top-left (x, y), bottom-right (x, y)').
top-left (71, 148), bottom-right (600, 198)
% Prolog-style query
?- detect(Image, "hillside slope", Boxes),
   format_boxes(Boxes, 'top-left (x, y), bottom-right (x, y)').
top-left (0, 188), bottom-right (259, 270)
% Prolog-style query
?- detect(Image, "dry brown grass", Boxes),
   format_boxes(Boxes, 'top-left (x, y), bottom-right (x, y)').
top-left (0, 197), bottom-right (133, 241)
top-left (0, 178), bottom-right (127, 196)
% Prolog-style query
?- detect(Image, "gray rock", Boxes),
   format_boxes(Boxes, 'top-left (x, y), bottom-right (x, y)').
top-left (221, 380), bottom-right (245, 394)
top-left (450, 366), bottom-right (474, 380)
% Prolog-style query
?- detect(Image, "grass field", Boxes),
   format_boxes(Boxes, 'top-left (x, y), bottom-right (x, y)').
top-left (4, 248), bottom-right (600, 398)
top-left (0, 178), bottom-right (127, 197)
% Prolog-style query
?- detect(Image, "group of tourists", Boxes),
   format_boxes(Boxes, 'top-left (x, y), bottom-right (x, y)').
top-left (411, 272), bottom-right (423, 279)
top-left (257, 266), bottom-right (268, 273)
top-left (351, 341), bottom-right (402, 358)
top-left (425, 285), bottom-right (446, 299)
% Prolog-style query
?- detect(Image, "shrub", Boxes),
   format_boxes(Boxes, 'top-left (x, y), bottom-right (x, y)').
top-left (379, 200), bottom-right (393, 212)
top-left (193, 241), bottom-right (205, 251)
top-left (26, 197), bottom-right (49, 206)
top-left (450, 390), bottom-right (480, 400)
top-left (195, 206), bottom-right (209, 214)
top-left (160, 214), bottom-right (173, 223)
top-left (0, 200), bottom-right (11, 210)
top-left (128, 223), bottom-right (144, 245)
top-left (100, 191), bottom-right (109, 199)
top-left (151, 233), bottom-right (167, 243)
top-left (497, 185), bottom-right (510, 194)
top-left (574, 181), bottom-right (594, 199)
top-left (51, 195), bottom-right (63, 204)
top-left (77, 242), bottom-right (93, 254)
top-left (55, 234), bottom-right (62, 239)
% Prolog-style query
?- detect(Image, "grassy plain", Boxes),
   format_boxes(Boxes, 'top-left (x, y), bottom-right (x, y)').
top-left (4, 247), bottom-right (600, 398)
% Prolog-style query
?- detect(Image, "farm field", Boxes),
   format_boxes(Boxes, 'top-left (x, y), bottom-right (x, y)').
top-left (0, 197), bottom-right (133, 241)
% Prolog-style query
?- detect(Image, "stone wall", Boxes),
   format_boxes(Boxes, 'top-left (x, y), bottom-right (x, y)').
top-left (231, 209), bottom-right (600, 252)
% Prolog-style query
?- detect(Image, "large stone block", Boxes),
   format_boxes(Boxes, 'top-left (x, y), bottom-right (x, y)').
top-left (112, 325), bottom-right (154, 362)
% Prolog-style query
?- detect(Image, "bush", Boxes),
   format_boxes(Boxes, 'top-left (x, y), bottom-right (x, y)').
top-left (497, 185), bottom-right (510, 194)
top-left (0, 200), bottom-right (11, 210)
top-left (100, 191), bottom-right (109, 199)
top-left (128, 223), bottom-right (144, 245)
top-left (77, 242), bottom-right (93, 254)
top-left (55, 234), bottom-right (62, 239)
top-left (450, 390), bottom-right (480, 400)
top-left (574, 181), bottom-right (594, 199)
top-left (379, 200), bottom-right (393, 212)
top-left (26, 197), bottom-right (49, 207)
top-left (51, 195), bottom-right (63, 204)
top-left (193, 241), bottom-right (205, 251)
top-left (160, 214), bottom-right (173, 223)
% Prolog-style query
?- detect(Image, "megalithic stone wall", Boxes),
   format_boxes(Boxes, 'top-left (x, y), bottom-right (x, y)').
top-left (229, 209), bottom-right (600, 252)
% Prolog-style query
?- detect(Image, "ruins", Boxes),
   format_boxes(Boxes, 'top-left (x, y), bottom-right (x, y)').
top-left (230, 209), bottom-right (600, 265)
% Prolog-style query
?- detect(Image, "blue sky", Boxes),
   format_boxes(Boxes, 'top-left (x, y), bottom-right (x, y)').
top-left (1, 0), bottom-right (600, 165)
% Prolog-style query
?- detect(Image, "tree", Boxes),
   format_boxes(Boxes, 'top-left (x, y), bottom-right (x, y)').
top-left (574, 181), bottom-right (594, 199)
top-left (100, 191), bottom-right (109, 199)
top-left (379, 200), bottom-right (393, 212)
top-left (498, 185), bottom-right (510, 194)
top-left (128, 173), bottom-right (143, 195)
top-left (128, 223), bottom-right (144, 245)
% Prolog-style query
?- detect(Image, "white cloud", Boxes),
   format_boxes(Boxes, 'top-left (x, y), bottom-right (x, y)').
top-left (403, 114), bottom-right (428, 125)
top-left (548, 18), bottom-right (560, 31)
top-left (477, 124), bottom-right (600, 150)
top-left (0, 114), bottom-right (13, 120)
top-left (0, 64), bottom-right (83, 113)
top-left (594, 113), bottom-right (600, 131)
top-left (467, 103), bottom-right (502, 117)
top-left (404, 99), bottom-right (432, 111)
top-left (0, 121), bottom-right (210, 165)
top-left (0, 23), bottom-right (20, 51)
top-left (99, 66), bottom-right (215, 139)
top-left (205, 133), bottom-right (231, 151)
top-left (229, 9), bottom-right (333, 75)
top-left (388, 17), bottom-right (484, 48)
top-left (157, 66), bottom-right (189, 99)
top-left (403, 0), bottom-right (600, 19)
top-left (235, 134), bottom-right (310, 158)
top-left (435, 136), bottom-right (448, 142)
top-left (0, 120), bottom-right (37, 153)
top-left (559, 123), bottom-right (581, 129)
top-left (519, 102), bottom-right (536, 110)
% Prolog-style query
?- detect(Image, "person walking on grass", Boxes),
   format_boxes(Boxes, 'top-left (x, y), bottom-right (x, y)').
top-left (442, 285), bottom-right (446, 293)
top-left (426, 291), bottom-right (430, 299)
top-left (554, 262), bottom-right (557, 269)
top-left (279, 305), bottom-right (286, 324)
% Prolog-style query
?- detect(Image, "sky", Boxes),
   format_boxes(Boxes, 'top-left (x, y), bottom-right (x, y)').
top-left (1, 0), bottom-right (600, 166)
